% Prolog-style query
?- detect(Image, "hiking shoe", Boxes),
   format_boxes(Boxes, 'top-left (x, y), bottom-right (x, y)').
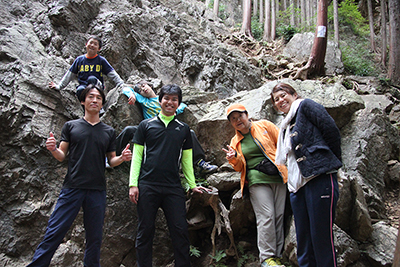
top-left (196, 159), bottom-right (218, 174)
top-left (261, 257), bottom-right (285, 267)
top-left (274, 258), bottom-right (284, 266)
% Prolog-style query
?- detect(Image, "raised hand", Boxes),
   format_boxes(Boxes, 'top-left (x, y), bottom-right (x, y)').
top-left (222, 145), bottom-right (236, 160)
top-left (46, 132), bottom-right (57, 152)
top-left (121, 144), bottom-right (132, 161)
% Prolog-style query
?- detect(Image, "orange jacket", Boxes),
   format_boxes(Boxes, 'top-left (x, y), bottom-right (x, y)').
top-left (228, 120), bottom-right (288, 196)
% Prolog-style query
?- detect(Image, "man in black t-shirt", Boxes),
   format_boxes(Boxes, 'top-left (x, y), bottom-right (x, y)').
top-left (129, 84), bottom-right (209, 267)
top-left (27, 85), bottom-right (132, 267)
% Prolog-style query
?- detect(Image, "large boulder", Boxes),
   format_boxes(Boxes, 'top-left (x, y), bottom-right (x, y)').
top-left (341, 95), bottom-right (400, 221)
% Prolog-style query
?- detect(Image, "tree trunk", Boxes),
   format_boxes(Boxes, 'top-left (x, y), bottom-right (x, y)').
top-left (263, 0), bottom-right (271, 41)
top-left (205, 0), bottom-right (211, 8)
top-left (290, 0), bottom-right (295, 26)
top-left (388, 0), bottom-right (400, 85)
top-left (367, 0), bottom-right (376, 52)
top-left (381, 0), bottom-right (387, 67)
top-left (213, 0), bottom-right (219, 16)
top-left (300, 0), bottom-right (306, 27)
top-left (271, 0), bottom-right (276, 40)
top-left (253, 0), bottom-right (258, 16)
top-left (333, 0), bottom-right (339, 45)
top-left (241, 0), bottom-right (253, 37)
top-left (260, 0), bottom-right (264, 25)
top-left (297, 0), bottom-right (301, 26)
top-left (294, 0), bottom-right (328, 79)
top-left (305, 0), bottom-right (310, 26)
top-left (314, 0), bottom-right (318, 25)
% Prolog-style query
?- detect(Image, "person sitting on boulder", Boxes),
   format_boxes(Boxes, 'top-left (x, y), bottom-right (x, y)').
top-left (49, 35), bottom-right (125, 100)
top-left (117, 80), bottom-right (218, 175)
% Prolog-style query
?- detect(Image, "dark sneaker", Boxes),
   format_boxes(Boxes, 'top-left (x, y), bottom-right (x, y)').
top-left (197, 159), bottom-right (218, 174)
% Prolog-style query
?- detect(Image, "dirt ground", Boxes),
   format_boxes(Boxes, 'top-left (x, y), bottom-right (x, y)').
top-left (385, 186), bottom-right (400, 230)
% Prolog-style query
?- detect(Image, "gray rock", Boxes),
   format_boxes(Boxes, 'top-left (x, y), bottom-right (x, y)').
top-left (387, 160), bottom-right (400, 185)
top-left (207, 172), bottom-right (241, 192)
top-left (389, 104), bottom-right (400, 124)
top-left (363, 221), bottom-right (397, 266)
top-left (341, 95), bottom-right (400, 221)
top-left (229, 190), bottom-right (255, 235)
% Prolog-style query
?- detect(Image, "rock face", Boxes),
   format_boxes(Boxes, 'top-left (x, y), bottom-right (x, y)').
top-left (0, 1), bottom-right (400, 267)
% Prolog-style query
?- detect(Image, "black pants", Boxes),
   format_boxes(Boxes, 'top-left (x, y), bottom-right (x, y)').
top-left (136, 184), bottom-right (191, 267)
top-left (116, 126), bottom-right (205, 164)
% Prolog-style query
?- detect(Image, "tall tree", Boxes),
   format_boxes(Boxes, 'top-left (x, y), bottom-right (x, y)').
top-left (264, 0), bottom-right (272, 41)
top-left (301, 0), bottom-right (306, 27)
top-left (294, 0), bottom-right (328, 79)
top-left (260, 0), bottom-right (264, 25)
top-left (388, 0), bottom-right (400, 85)
top-left (306, 0), bottom-right (311, 26)
top-left (367, 0), bottom-right (376, 52)
top-left (242, 0), bottom-right (253, 37)
top-left (381, 0), bottom-right (387, 67)
top-left (213, 0), bottom-right (220, 16)
top-left (297, 0), bottom-right (301, 26)
top-left (333, 0), bottom-right (339, 45)
top-left (290, 0), bottom-right (296, 26)
top-left (254, 0), bottom-right (258, 16)
top-left (271, 0), bottom-right (276, 39)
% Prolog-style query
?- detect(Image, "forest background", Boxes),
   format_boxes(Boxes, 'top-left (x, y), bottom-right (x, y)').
top-left (204, 0), bottom-right (399, 85)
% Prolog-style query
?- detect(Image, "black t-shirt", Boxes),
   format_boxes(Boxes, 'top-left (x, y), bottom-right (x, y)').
top-left (60, 118), bottom-right (116, 190)
top-left (133, 116), bottom-right (192, 187)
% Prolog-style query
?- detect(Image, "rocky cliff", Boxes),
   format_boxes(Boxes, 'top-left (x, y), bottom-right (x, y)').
top-left (1, 0), bottom-right (399, 266)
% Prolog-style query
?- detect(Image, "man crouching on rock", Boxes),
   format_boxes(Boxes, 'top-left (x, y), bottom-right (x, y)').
top-left (27, 84), bottom-right (132, 267)
top-left (129, 84), bottom-right (210, 267)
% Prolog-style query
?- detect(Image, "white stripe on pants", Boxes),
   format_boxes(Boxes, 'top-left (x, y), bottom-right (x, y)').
top-left (249, 183), bottom-right (287, 263)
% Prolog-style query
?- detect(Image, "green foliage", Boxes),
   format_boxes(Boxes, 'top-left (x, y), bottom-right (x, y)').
top-left (236, 245), bottom-right (257, 267)
top-left (181, 170), bottom-right (209, 191)
top-left (251, 17), bottom-right (264, 41)
top-left (276, 24), bottom-right (299, 43)
top-left (207, 0), bottom-right (228, 20)
top-left (218, 3), bottom-right (227, 20)
top-left (379, 78), bottom-right (392, 87)
top-left (342, 79), bottom-right (353, 90)
top-left (190, 245), bottom-right (201, 258)
top-left (209, 250), bottom-right (228, 267)
top-left (277, 4), bottom-right (304, 31)
top-left (328, 0), bottom-right (369, 36)
top-left (341, 39), bottom-right (376, 76)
